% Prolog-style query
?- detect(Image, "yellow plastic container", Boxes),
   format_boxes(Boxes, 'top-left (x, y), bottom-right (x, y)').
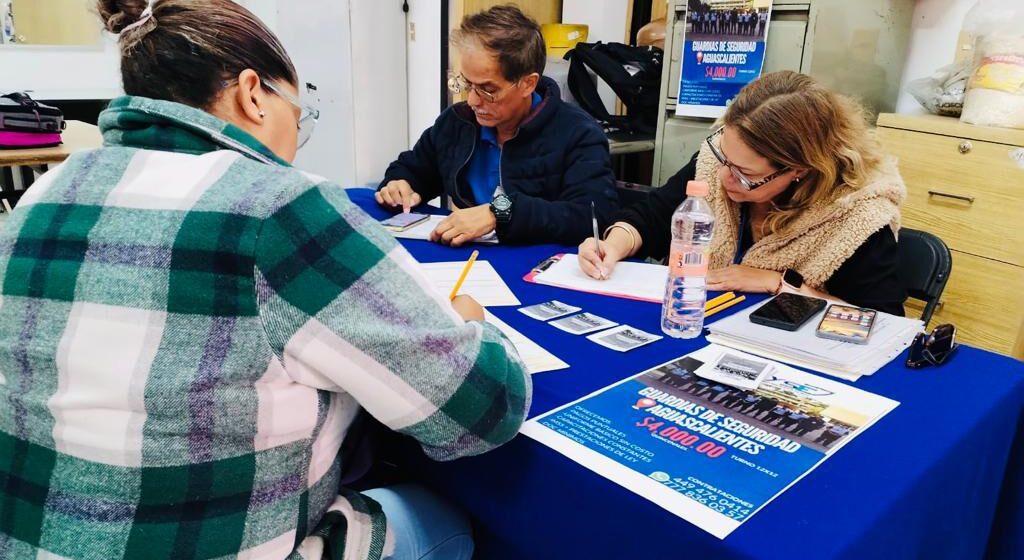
top-left (541, 23), bottom-right (588, 58)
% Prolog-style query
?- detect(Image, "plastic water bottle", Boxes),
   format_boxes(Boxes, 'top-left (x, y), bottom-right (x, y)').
top-left (661, 180), bottom-right (715, 338)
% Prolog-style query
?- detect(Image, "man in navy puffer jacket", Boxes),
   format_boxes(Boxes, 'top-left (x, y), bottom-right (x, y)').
top-left (377, 5), bottom-right (617, 246)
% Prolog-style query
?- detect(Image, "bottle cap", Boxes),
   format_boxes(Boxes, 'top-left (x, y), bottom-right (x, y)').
top-left (686, 180), bottom-right (709, 197)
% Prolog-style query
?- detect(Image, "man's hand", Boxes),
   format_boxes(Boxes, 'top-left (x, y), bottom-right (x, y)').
top-left (430, 205), bottom-right (497, 247)
top-left (375, 179), bottom-right (423, 213)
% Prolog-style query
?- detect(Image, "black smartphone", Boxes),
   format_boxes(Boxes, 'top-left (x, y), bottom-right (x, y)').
top-left (749, 292), bottom-right (827, 331)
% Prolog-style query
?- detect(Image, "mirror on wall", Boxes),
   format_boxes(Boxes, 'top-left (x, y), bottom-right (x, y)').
top-left (2, 0), bottom-right (101, 46)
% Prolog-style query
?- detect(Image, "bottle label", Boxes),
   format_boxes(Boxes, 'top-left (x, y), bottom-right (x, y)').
top-left (669, 244), bottom-right (708, 277)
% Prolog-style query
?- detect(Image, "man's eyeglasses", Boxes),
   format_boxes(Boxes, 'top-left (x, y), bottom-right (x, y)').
top-left (906, 323), bottom-right (959, 368)
top-left (705, 127), bottom-right (790, 190)
top-left (447, 71), bottom-right (518, 104)
top-left (264, 81), bottom-right (320, 149)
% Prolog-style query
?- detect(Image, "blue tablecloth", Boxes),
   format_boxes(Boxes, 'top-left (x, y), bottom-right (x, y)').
top-left (347, 188), bottom-right (1024, 560)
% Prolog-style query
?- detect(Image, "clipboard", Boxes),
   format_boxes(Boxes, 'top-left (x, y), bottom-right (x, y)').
top-left (523, 253), bottom-right (667, 303)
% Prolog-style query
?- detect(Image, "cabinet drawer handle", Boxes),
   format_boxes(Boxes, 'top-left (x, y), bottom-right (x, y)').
top-left (928, 190), bottom-right (975, 204)
top-left (958, 141), bottom-right (972, 154)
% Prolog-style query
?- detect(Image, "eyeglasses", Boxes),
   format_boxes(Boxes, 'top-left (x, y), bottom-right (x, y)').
top-left (447, 71), bottom-right (518, 104)
top-left (705, 127), bottom-right (791, 190)
top-left (906, 323), bottom-right (959, 368)
top-left (264, 81), bottom-right (320, 149)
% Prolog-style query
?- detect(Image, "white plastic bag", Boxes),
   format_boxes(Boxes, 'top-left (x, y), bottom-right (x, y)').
top-left (959, 0), bottom-right (1024, 129)
top-left (907, 63), bottom-right (970, 117)
top-left (961, 0), bottom-right (1024, 37)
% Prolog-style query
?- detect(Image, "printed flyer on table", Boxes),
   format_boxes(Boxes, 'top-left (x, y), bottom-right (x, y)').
top-left (521, 344), bottom-right (899, 538)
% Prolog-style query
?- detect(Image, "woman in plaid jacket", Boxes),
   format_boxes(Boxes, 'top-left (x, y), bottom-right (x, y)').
top-left (0, 1), bottom-right (530, 559)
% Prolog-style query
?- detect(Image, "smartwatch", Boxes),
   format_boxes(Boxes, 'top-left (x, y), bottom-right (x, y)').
top-left (490, 193), bottom-right (513, 225)
top-left (780, 268), bottom-right (804, 293)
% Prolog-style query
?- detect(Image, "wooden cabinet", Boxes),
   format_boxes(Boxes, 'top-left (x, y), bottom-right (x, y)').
top-left (9, 0), bottom-right (99, 46)
top-left (877, 113), bottom-right (1024, 359)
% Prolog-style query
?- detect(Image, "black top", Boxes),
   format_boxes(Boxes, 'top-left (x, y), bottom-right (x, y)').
top-left (616, 154), bottom-right (907, 315)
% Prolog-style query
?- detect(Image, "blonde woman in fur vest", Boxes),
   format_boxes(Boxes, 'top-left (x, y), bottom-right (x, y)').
top-left (578, 71), bottom-right (908, 315)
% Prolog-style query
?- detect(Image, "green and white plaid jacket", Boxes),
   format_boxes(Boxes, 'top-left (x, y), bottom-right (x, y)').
top-left (0, 97), bottom-right (530, 559)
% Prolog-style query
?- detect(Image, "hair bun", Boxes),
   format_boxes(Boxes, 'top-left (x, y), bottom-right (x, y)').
top-left (97, 0), bottom-right (151, 34)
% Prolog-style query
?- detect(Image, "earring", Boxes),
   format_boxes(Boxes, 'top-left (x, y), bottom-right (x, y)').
top-left (258, 110), bottom-right (265, 118)
top-left (793, 176), bottom-right (802, 184)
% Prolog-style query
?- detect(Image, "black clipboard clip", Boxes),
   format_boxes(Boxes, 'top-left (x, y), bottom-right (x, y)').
top-left (531, 255), bottom-right (561, 274)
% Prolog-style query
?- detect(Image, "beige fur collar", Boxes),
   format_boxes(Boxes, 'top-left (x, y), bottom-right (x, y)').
top-left (693, 144), bottom-right (906, 287)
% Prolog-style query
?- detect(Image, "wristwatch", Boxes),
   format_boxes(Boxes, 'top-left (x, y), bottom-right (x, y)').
top-left (490, 193), bottom-right (513, 225)
top-left (779, 269), bottom-right (804, 293)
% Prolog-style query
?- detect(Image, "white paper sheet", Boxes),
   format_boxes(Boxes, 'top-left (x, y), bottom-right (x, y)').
top-left (484, 311), bottom-right (569, 374)
top-left (391, 215), bottom-right (499, 244)
top-left (419, 261), bottom-right (520, 307)
top-left (532, 254), bottom-right (667, 303)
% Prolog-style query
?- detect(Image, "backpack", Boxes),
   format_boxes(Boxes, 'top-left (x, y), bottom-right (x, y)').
top-left (0, 92), bottom-right (65, 149)
top-left (564, 42), bottom-right (663, 136)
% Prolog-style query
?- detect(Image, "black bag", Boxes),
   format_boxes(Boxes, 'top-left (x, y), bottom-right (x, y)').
top-left (0, 92), bottom-right (65, 148)
top-left (564, 42), bottom-right (663, 136)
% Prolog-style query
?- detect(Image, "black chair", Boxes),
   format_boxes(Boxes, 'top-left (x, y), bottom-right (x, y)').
top-left (897, 228), bottom-right (952, 324)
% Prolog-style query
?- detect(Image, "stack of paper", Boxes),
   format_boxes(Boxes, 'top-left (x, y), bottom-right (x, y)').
top-left (418, 262), bottom-right (564, 373)
top-left (419, 261), bottom-right (520, 307)
top-left (484, 311), bottom-right (568, 374)
top-left (705, 300), bottom-right (923, 381)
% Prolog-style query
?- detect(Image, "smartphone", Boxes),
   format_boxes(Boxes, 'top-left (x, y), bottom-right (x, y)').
top-left (380, 212), bottom-right (430, 232)
top-left (748, 292), bottom-right (827, 331)
top-left (815, 304), bottom-right (877, 344)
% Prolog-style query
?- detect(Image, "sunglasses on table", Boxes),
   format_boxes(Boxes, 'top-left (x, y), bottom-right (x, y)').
top-left (906, 323), bottom-right (959, 368)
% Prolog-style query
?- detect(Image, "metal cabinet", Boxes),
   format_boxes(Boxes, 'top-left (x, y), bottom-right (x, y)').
top-left (651, 0), bottom-right (912, 185)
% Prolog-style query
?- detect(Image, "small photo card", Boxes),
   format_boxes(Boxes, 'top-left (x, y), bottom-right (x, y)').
top-left (587, 325), bottom-right (663, 352)
top-left (519, 300), bottom-right (582, 321)
top-left (695, 351), bottom-right (774, 390)
top-left (550, 312), bottom-right (618, 335)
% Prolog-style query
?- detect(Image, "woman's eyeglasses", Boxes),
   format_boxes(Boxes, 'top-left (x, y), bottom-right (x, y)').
top-left (906, 323), bottom-right (959, 368)
top-left (705, 127), bottom-right (790, 190)
top-left (264, 81), bottom-right (320, 149)
top-left (447, 71), bottom-right (518, 104)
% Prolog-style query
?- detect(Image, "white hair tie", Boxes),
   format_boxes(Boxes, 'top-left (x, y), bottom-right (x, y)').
top-left (120, 2), bottom-right (155, 35)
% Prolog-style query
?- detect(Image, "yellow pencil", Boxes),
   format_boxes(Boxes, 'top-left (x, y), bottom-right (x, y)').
top-left (449, 250), bottom-right (480, 300)
top-left (705, 295), bottom-right (747, 318)
top-left (704, 291), bottom-right (736, 311)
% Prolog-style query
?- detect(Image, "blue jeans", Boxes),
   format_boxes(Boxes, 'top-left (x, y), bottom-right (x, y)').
top-left (363, 484), bottom-right (474, 560)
